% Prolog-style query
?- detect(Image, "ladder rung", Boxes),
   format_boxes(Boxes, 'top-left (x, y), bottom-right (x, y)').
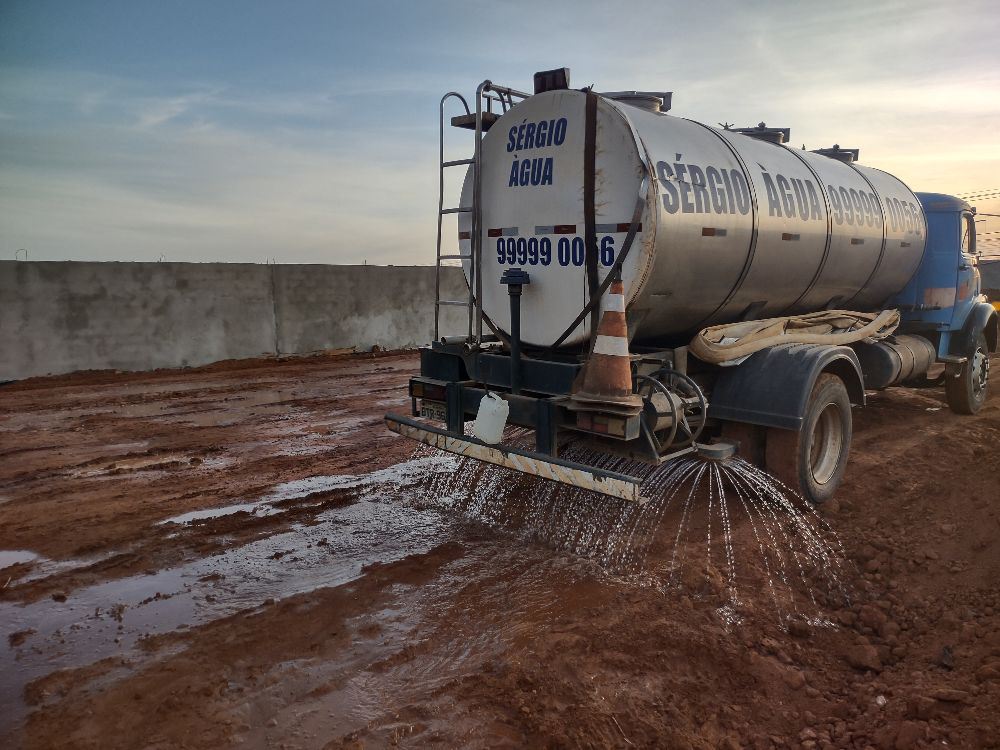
top-left (442, 158), bottom-right (475, 168)
top-left (437, 300), bottom-right (471, 307)
top-left (441, 207), bottom-right (472, 214)
top-left (439, 254), bottom-right (471, 260)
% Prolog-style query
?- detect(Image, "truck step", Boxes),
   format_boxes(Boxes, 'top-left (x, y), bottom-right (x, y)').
top-left (450, 112), bottom-right (500, 131)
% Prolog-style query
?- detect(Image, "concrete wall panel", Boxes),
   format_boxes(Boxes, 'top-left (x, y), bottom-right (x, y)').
top-left (271, 265), bottom-right (468, 354)
top-left (0, 261), bottom-right (469, 380)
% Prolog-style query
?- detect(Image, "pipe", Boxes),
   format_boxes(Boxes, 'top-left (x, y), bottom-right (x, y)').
top-left (501, 268), bottom-right (530, 394)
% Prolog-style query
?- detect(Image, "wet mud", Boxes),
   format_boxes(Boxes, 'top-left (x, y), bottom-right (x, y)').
top-left (1, 351), bottom-right (999, 749)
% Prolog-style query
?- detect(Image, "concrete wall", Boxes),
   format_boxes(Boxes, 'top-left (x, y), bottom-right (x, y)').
top-left (0, 261), bottom-right (468, 381)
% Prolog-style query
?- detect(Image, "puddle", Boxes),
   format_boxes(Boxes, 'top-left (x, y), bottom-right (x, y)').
top-left (0, 550), bottom-right (38, 569)
top-left (265, 455), bottom-right (456, 502)
top-left (159, 502), bottom-right (282, 525)
top-left (0, 454), bottom-right (460, 726)
top-left (156, 455), bottom-right (457, 525)
top-left (2, 550), bottom-right (122, 587)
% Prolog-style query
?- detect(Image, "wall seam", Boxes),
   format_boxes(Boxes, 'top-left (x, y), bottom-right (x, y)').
top-left (269, 264), bottom-right (281, 356)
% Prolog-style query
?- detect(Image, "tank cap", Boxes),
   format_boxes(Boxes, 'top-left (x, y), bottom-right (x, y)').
top-left (534, 68), bottom-right (571, 94)
top-left (728, 122), bottom-right (790, 144)
top-left (601, 91), bottom-right (672, 113)
top-left (812, 144), bottom-right (861, 163)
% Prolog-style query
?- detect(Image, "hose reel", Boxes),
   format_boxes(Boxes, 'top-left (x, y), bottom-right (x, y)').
top-left (635, 368), bottom-right (707, 455)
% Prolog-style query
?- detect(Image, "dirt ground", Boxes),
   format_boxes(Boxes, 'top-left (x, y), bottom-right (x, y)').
top-left (1, 351), bottom-right (999, 749)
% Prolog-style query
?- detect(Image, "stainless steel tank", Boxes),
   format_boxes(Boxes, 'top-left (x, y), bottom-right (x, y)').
top-left (457, 89), bottom-right (927, 348)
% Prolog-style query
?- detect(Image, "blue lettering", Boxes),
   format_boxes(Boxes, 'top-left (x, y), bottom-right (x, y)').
top-left (557, 237), bottom-right (570, 266)
top-left (790, 178), bottom-right (808, 220)
top-left (858, 191), bottom-right (872, 226)
top-left (706, 167), bottom-right (726, 213)
top-left (762, 172), bottom-right (782, 217)
top-left (600, 235), bottom-right (615, 266)
top-left (524, 122), bottom-right (536, 150)
top-left (554, 118), bottom-right (567, 146)
top-left (519, 159), bottom-right (531, 186)
top-left (806, 181), bottom-right (822, 221)
top-left (674, 164), bottom-right (693, 213)
top-left (869, 193), bottom-right (882, 226)
top-left (721, 169), bottom-right (736, 213)
top-left (516, 121), bottom-right (526, 151)
top-left (731, 171), bottom-right (751, 215)
top-left (839, 187), bottom-right (854, 225)
top-left (508, 160), bottom-right (519, 187)
top-left (828, 186), bottom-right (844, 225)
top-left (657, 161), bottom-right (679, 213)
top-left (571, 236), bottom-right (585, 266)
top-left (530, 158), bottom-right (543, 186)
top-left (507, 127), bottom-right (517, 153)
top-left (849, 189), bottom-right (864, 227)
top-left (541, 157), bottom-right (553, 185)
top-left (776, 174), bottom-right (795, 217)
top-left (688, 165), bottom-right (708, 213)
top-left (516, 237), bottom-right (528, 265)
top-left (540, 237), bottom-right (552, 265)
top-left (536, 120), bottom-right (548, 147)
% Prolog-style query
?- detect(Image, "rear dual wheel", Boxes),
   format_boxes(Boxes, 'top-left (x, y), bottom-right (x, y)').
top-left (765, 374), bottom-right (852, 505)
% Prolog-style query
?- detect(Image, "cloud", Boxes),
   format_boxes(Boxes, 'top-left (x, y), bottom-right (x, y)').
top-left (0, 67), bottom-right (446, 264)
top-left (2, 0), bottom-right (999, 263)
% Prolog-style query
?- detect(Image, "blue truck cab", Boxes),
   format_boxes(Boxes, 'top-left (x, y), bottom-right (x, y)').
top-left (887, 192), bottom-right (998, 412)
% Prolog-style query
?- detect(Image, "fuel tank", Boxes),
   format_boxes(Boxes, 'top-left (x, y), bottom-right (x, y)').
top-left (457, 89), bottom-right (927, 348)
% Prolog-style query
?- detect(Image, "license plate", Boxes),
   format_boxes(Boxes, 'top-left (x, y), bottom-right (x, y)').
top-left (420, 399), bottom-right (447, 423)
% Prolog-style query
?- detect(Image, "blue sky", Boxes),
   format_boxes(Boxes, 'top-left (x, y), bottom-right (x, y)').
top-left (2, 0), bottom-right (999, 264)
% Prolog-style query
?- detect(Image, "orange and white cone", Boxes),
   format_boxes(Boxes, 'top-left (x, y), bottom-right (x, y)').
top-left (572, 280), bottom-right (643, 412)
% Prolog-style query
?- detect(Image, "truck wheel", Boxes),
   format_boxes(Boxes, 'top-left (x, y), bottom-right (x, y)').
top-left (765, 374), bottom-right (852, 505)
top-left (945, 332), bottom-right (990, 415)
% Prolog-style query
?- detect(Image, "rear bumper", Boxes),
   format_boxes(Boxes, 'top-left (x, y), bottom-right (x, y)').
top-left (384, 413), bottom-right (642, 502)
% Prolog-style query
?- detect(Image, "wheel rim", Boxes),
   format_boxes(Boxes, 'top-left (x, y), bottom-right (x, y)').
top-left (972, 347), bottom-right (989, 397)
top-left (809, 402), bottom-right (844, 486)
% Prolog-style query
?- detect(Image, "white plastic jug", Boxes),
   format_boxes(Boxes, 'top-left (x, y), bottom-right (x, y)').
top-left (473, 392), bottom-right (509, 445)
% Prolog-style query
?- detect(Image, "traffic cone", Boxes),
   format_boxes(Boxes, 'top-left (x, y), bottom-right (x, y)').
top-left (571, 280), bottom-right (643, 412)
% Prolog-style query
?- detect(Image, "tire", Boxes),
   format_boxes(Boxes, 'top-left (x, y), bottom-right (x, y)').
top-left (765, 374), bottom-right (853, 505)
top-left (945, 332), bottom-right (990, 415)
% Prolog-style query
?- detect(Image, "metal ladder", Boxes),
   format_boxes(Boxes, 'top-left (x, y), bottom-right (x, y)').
top-left (434, 81), bottom-right (530, 343)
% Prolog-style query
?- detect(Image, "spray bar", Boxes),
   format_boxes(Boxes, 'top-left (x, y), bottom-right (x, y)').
top-left (384, 413), bottom-right (642, 502)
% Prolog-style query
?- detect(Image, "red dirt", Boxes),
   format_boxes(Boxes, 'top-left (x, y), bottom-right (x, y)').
top-left (1, 352), bottom-right (998, 749)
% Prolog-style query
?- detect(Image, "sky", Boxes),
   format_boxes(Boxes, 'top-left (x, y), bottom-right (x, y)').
top-left (2, 0), bottom-right (999, 265)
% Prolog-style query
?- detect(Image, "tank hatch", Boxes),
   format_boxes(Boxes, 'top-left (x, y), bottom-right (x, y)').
top-left (727, 122), bottom-right (790, 144)
top-left (602, 91), bottom-right (672, 113)
top-left (812, 144), bottom-right (861, 163)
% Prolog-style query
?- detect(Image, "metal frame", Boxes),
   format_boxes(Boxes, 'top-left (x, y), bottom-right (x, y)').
top-left (434, 81), bottom-right (529, 344)
top-left (385, 413), bottom-right (642, 502)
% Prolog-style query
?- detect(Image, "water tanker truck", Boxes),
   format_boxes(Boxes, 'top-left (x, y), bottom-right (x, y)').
top-left (384, 68), bottom-right (997, 504)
